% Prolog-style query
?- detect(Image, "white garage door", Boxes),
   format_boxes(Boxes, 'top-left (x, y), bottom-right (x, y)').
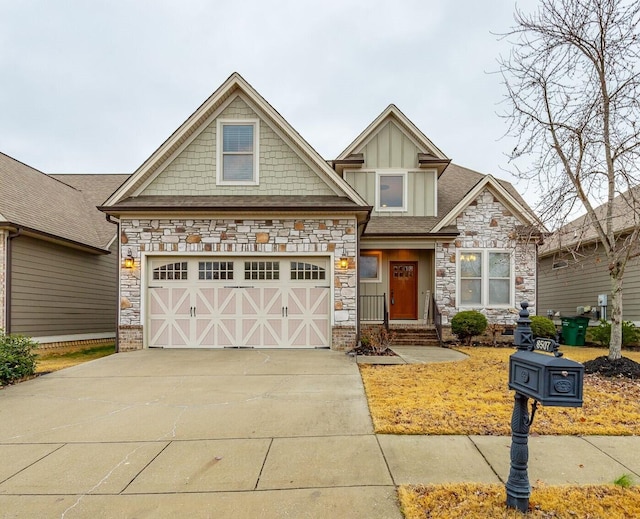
top-left (147, 257), bottom-right (331, 348)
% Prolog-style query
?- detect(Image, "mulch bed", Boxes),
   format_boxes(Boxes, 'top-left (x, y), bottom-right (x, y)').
top-left (584, 356), bottom-right (640, 378)
top-left (352, 345), bottom-right (398, 356)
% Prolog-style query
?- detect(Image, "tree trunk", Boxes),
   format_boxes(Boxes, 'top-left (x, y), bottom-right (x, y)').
top-left (609, 273), bottom-right (623, 361)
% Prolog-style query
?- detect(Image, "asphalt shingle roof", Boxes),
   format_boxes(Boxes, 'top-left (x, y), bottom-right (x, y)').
top-left (0, 152), bottom-right (126, 251)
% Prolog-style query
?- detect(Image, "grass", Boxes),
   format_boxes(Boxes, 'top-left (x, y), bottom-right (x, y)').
top-left (399, 483), bottom-right (640, 519)
top-left (361, 346), bottom-right (640, 518)
top-left (35, 343), bottom-right (116, 373)
top-left (360, 346), bottom-right (640, 435)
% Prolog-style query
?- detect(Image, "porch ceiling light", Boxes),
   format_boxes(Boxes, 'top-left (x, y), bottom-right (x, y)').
top-left (124, 248), bottom-right (135, 269)
top-left (339, 257), bottom-right (349, 269)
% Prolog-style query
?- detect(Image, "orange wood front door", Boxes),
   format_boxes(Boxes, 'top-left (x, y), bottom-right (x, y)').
top-left (389, 261), bottom-right (418, 320)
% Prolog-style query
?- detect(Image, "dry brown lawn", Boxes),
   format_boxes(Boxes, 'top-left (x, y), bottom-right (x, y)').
top-left (36, 344), bottom-right (115, 374)
top-left (360, 346), bottom-right (640, 435)
top-left (399, 482), bottom-right (640, 519)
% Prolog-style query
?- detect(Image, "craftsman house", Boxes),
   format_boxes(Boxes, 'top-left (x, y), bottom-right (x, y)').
top-left (99, 73), bottom-right (539, 351)
top-left (0, 152), bottom-right (126, 345)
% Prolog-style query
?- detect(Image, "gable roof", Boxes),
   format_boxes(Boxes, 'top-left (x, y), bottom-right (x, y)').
top-left (334, 104), bottom-right (450, 175)
top-left (539, 185), bottom-right (640, 257)
top-left (102, 72), bottom-right (368, 210)
top-left (363, 163), bottom-right (539, 236)
top-left (0, 152), bottom-right (125, 252)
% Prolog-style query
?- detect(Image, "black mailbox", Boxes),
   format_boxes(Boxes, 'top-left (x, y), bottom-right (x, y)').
top-left (509, 342), bottom-right (584, 407)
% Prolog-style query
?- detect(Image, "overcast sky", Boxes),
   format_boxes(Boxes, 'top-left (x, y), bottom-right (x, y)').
top-left (0, 0), bottom-right (541, 205)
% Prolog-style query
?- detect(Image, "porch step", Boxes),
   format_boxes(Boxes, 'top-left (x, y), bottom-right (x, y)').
top-left (389, 327), bottom-right (441, 347)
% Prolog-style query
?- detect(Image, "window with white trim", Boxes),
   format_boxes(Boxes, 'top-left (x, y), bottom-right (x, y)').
top-left (360, 252), bottom-right (382, 282)
top-left (217, 119), bottom-right (259, 184)
top-left (376, 171), bottom-right (407, 211)
top-left (459, 251), bottom-right (512, 306)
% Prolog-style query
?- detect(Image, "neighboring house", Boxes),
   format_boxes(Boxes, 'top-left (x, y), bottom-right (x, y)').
top-left (538, 187), bottom-right (640, 324)
top-left (0, 152), bottom-right (127, 345)
top-left (99, 73), bottom-right (540, 351)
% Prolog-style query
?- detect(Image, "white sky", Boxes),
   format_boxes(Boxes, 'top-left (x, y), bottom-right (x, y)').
top-left (0, 0), bottom-right (541, 206)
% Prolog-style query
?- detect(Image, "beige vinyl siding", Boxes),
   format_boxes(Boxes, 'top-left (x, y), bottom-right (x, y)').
top-left (344, 170), bottom-right (436, 216)
top-left (10, 236), bottom-right (117, 336)
top-left (538, 245), bottom-right (640, 322)
top-left (359, 121), bottom-right (419, 169)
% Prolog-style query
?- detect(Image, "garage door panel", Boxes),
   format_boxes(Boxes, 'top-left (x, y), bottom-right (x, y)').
top-left (149, 319), bottom-right (169, 347)
top-left (171, 319), bottom-right (191, 347)
top-left (147, 256), bottom-right (330, 349)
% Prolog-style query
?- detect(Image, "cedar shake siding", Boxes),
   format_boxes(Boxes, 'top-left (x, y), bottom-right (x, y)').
top-left (9, 236), bottom-right (117, 337)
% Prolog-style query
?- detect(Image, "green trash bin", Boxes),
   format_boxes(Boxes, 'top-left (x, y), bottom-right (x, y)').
top-left (560, 316), bottom-right (590, 346)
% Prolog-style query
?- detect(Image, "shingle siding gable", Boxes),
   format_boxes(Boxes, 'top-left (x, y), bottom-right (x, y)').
top-left (143, 96), bottom-right (335, 197)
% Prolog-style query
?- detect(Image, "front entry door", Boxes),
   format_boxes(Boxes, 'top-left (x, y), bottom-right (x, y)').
top-left (389, 261), bottom-right (418, 320)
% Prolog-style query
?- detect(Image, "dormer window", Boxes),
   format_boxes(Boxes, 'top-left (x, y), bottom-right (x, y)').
top-left (217, 119), bottom-right (259, 185)
top-left (376, 171), bottom-right (407, 212)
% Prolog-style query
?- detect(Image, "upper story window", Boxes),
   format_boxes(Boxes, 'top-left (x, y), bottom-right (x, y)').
top-left (217, 119), bottom-right (259, 185)
top-left (376, 171), bottom-right (407, 212)
top-left (458, 250), bottom-right (512, 307)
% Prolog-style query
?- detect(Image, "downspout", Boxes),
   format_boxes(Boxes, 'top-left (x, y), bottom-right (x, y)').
top-left (105, 214), bottom-right (120, 352)
top-left (5, 227), bottom-right (22, 334)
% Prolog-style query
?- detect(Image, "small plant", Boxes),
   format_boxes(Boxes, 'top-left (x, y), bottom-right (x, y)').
top-left (589, 320), bottom-right (640, 347)
top-left (613, 473), bottom-right (634, 488)
top-left (486, 323), bottom-right (505, 347)
top-left (359, 326), bottom-right (396, 354)
top-left (0, 329), bottom-right (39, 386)
top-left (530, 315), bottom-right (557, 339)
top-left (451, 311), bottom-right (488, 346)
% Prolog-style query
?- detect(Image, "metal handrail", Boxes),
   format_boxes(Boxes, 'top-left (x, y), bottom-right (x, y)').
top-left (432, 293), bottom-right (443, 346)
top-left (359, 294), bottom-right (389, 330)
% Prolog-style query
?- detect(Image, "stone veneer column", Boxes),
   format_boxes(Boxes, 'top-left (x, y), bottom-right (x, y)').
top-left (435, 189), bottom-right (537, 325)
top-left (118, 217), bottom-right (358, 350)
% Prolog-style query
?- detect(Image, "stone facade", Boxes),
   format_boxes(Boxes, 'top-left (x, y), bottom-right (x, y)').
top-left (435, 189), bottom-right (537, 325)
top-left (119, 217), bottom-right (357, 350)
top-left (0, 230), bottom-right (6, 331)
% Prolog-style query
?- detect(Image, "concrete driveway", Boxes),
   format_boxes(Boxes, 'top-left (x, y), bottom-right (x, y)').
top-left (2, 348), bottom-right (638, 518)
top-left (0, 349), bottom-right (401, 519)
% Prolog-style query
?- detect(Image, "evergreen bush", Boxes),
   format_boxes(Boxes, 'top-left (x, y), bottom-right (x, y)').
top-left (451, 310), bottom-right (488, 345)
top-left (530, 315), bottom-right (557, 339)
top-left (0, 330), bottom-right (38, 386)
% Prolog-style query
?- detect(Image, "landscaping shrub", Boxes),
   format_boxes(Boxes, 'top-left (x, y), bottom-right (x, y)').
top-left (451, 310), bottom-right (487, 345)
top-left (0, 330), bottom-right (38, 386)
top-left (530, 315), bottom-right (557, 338)
top-left (589, 320), bottom-right (640, 347)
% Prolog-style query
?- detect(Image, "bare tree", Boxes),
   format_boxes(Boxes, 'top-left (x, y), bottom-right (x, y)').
top-left (499, 0), bottom-right (640, 361)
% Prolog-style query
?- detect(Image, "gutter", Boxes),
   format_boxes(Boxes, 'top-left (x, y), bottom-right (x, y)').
top-left (5, 227), bottom-right (21, 334)
top-left (104, 214), bottom-right (121, 353)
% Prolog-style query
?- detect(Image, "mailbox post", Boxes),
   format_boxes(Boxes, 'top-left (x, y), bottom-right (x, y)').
top-left (505, 301), bottom-right (584, 512)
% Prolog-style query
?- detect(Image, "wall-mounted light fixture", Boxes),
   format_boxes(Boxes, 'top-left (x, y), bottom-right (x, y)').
top-left (123, 248), bottom-right (135, 269)
top-left (339, 257), bottom-right (349, 269)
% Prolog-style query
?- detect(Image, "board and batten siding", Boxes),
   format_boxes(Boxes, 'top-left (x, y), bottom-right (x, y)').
top-left (538, 246), bottom-right (640, 323)
top-left (9, 236), bottom-right (118, 336)
top-left (359, 120), bottom-right (420, 169)
top-left (343, 170), bottom-right (436, 217)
